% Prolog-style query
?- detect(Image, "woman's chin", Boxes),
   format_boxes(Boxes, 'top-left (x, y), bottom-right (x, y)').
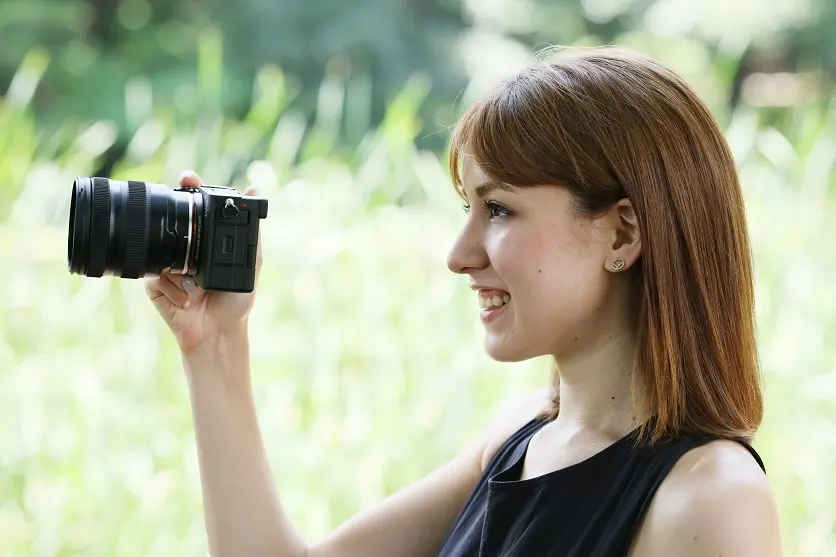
top-left (484, 336), bottom-right (530, 363)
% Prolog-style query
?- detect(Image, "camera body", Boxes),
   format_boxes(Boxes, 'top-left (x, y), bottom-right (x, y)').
top-left (184, 184), bottom-right (268, 293)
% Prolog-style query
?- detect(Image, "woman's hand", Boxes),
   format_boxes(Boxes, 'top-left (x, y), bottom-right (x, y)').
top-left (145, 170), bottom-right (263, 357)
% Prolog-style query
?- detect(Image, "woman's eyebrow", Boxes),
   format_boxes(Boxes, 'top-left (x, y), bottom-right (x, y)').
top-left (467, 181), bottom-right (517, 200)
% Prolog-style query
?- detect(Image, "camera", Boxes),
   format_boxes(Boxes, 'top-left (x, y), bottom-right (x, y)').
top-left (67, 177), bottom-right (268, 293)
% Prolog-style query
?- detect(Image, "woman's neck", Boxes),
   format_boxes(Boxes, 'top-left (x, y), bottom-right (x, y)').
top-left (552, 329), bottom-right (641, 439)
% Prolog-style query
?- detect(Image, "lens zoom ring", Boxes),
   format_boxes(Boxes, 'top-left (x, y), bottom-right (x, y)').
top-left (87, 179), bottom-right (111, 277)
top-left (123, 181), bottom-right (149, 279)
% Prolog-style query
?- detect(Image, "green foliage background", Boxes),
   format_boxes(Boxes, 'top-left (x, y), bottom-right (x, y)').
top-left (1, 0), bottom-right (835, 555)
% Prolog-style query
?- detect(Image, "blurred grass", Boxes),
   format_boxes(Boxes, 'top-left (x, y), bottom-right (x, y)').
top-left (1, 42), bottom-right (835, 557)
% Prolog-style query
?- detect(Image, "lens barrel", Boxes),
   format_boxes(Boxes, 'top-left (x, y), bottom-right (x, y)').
top-left (68, 177), bottom-right (201, 279)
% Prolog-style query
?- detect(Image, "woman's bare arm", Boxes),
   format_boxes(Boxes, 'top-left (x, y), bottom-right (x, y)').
top-left (183, 331), bottom-right (551, 557)
top-left (183, 331), bottom-right (308, 557)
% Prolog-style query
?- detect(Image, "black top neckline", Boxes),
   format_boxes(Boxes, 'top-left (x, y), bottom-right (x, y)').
top-left (488, 418), bottom-right (646, 490)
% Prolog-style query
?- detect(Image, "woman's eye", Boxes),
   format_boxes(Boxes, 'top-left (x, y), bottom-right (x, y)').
top-left (461, 201), bottom-right (510, 219)
top-left (484, 200), bottom-right (510, 218)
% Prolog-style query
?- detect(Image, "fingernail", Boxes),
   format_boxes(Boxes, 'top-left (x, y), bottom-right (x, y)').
top-left (182, 278), bottom-right (196, 295)
top-left (183, 300), bottom-right (191, 309)
top-left (179, 169), bottom-right (196, 182)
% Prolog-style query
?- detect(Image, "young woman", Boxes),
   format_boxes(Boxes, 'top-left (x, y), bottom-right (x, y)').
top-left (146, 47), bottom-right (783, 556)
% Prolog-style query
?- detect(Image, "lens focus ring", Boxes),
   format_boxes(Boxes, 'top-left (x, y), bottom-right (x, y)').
top-left (87, 179), bottom-right (111, 277)
top-left (122, 181), bottom-right (149, 279)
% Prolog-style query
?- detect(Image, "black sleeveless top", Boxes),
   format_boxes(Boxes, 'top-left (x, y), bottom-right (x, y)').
top-left (436, 416), bottom-right (766, 557)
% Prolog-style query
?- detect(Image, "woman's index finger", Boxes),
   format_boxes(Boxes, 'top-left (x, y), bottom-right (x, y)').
top-left (178, 170), bottom-right (204, 188)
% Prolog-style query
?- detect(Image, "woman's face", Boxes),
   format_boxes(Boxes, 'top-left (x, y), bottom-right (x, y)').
top-left (447, 157), bottom-right (618, 362)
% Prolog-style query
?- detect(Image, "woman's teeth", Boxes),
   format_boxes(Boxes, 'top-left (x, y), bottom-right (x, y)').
top-left (479, 293), bottom-right (511, 310)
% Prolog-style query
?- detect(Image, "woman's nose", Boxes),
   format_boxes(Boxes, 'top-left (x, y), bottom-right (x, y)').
top-left (447, 228), bottom-right (489, 275)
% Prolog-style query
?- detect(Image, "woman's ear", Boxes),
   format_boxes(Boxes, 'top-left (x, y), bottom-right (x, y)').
top-left (605, 198), bottom-right (642, 272)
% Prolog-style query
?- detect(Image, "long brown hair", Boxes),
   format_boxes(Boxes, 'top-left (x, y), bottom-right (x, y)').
top-left (448, 47), bottom-right (763, 444)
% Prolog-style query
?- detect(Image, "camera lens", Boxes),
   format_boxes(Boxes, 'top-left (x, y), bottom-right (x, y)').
top-left (67, 177), bottom-right (203, 279)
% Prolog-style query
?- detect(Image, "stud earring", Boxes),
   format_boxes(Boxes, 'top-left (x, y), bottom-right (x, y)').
top-left (611, 259), bottom-right (625, 271)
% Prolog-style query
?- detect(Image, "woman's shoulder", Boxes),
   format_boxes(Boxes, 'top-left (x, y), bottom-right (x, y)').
top-left (629, 439), bottom-right (782, 556)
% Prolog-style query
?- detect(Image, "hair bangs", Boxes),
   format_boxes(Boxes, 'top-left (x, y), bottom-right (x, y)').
top-left (448, 78), bottom-right (583, 200)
